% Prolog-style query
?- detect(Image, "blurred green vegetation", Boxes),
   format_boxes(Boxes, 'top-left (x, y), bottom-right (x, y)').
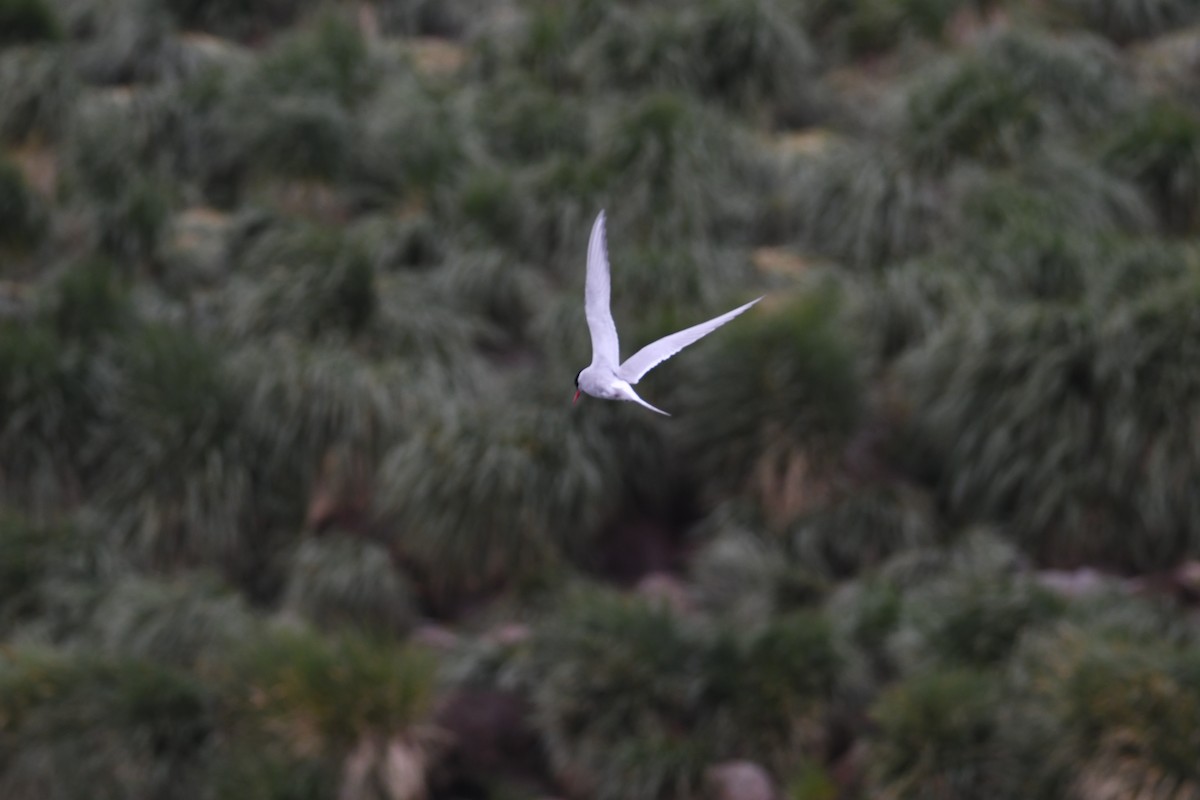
top-left (3, 0), bottom-right (1200, 798)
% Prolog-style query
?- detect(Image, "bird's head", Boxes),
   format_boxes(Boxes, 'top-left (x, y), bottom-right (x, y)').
top-left (573, 369), bottom-right (582, 405)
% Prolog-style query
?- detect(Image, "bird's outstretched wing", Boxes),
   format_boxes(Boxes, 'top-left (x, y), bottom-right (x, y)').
top-left (584, 211), bottom-right (620, 368)
top-left (618, 296), bottom-right (762, 385)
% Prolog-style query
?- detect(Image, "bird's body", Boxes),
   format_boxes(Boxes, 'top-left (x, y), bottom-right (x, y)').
top-left (573, 210), bottom-right (762, 416)
top-left (576, 369), bottom-right (669, 415)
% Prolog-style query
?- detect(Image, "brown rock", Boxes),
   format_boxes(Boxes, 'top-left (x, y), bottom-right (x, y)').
top-left (1176, 561), bottom-right (1200, 596)
top-left (410, 38), bottom-right (468, 77)
top-left (1036, 567), bottom-right (1115, 598)
top-left (635, 572), bottom-right (692, 614)
top-left (704, 761), bottom-right (776, 800)
top-left (595, 517), bottom-right (683, 581)
top-left (306, 449), bottom-right (373, 534)
top-left (483, 622), bottom-right (532, 646)
top-left (382, 738), bottom-right (428, 800)
top-left (410, 623), bottom-right (460, 652)
top-left (165, 207), bottom-right (233, 283)
top-left (339, 736), bottom-right (428, 800)
top-left (434, 689), bottom-right (540, 776)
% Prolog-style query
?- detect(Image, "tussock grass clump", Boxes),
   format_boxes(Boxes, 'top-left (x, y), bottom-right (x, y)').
top-left (62, 93), bottom-right (154, 202)
top-left (56, 0), bottom-right (182, 85)
top-left (705, 611), bottom-right (840, 761)
top-left (903, 278), bottom-right (1200, 568)
top-left (1088, 238), bottom-right (1200, 306)
top-left (448, 91), bottom-right (767, 267)
top-left (959, 219), bottom-right (1096, 304)
top-left (956, 149), bottom-right (1154, 242)
top-left (787, 140), bottom-right (944, 270)
top-left (802, 0), bottom-right (972, 59)
top-left (0, 512), bottom-right (75, 634)
top-left (0, 511), bottom-right (123, 644)
top-left (228, 625), bottom-right (436, 753)
top-left (99, 176), bottom-right (174, 265)
top-left (208, 750), bottom-right (335, 800)
top-left (165, 68), bottom-right (255, 208)
top-left (526, 588), bottom-right (837, 797)
top-left (225, 338), bottom-right (412, 550)
top-left (0, 158), bottom-right (45, 252)
top-left (1016, 619), bottom-right (1200, 799)
top-left (117, 59), bottom-right (290, 211)
top-left (162, 0), bottom-right (318, 41)
top-left (86, 574), bottom-right (255, 668)
top-left (257, 11), bottom-right (376, 106)
top-left (897, 567), bottom-right (1063, 671)
top-left (61, 92), bottom-right (179, 264)
top-left (851, 256), bottom-right (975, 365)
top-left (1103, 100), bottom-right (1200, 234)
top-left (900, 29), bottom-right (1134, 170)
top-left (685, 0), bottom-right (816, 119)
top-left (488, 0), bottom-right (608, 90)
top-left (827, 531), bottom-right (1059, 678)
top-left (679, 287), bottom-right (863, 520)
top-left (937, 219), bottom-right (1193, 311)
top-left (43, 259), bottom-right (132, 341)
top-left (230, 339), bottom-right (402, 467)
top-left (226, 220), bottom-right (487, 364)
top-left (374, 403), bottom-right (620, 605)
top-left (597, 91), bottom-right (765, 246)
top-left (88, 325), bottom-right (254, 567)
top-left (902, 57), bottom-right (1044, 171)
top-left (0, 47), bottom-right (76, 143)
top-left (376, 272), bottom-right (501, 365)
top-left (603, 244), bottom-right (755, 323)
top-left (789, 486), bottom-right (937, 580)
top-left (0, 321), bottom-right (104, 512)
top-left (1047, 0), bottom-right (1200, 43)
top-left (968, 29), bottom-right (1132, 129)
top-left (222, 223), bottom-right (384, 343)
top-left (373, 0), bottom-right (478, 38)
top-left (601, 0), bottom-right (815, 116)
top-left (901, 306), bottom-right (1107, 561)
top-left (0, 0), bottom-right (61, 44)
top-left (355, 77), bottom-right (472, 204)
top-left (689, 521), bottom-right (784, 624)
top-left (470, 78), bottom-right (589, 165)
top-left (484, 0), bottom-right (815, 119)
top-left (432, 250), bottom-right (545, 348)
top-left (868, 667), bottom-right (1017, 799)
top-left (0, 649), bottom-right (216, 800)
top-left (249, 95), bottom-right (353, 183)
top-left (282, 535), bottom-right (417, 638)
top-left (351, 210), bottom-right (444, 271)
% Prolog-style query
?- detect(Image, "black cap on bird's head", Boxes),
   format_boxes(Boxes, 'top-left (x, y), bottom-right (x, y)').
top-left (572, 369), bottom-right (582, 405)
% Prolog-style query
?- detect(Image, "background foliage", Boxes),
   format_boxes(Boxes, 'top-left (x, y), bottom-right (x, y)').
top-left (2, 0), bottom-right (1200, 797)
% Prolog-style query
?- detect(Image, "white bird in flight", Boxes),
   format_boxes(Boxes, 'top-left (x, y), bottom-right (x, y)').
top-left (573, 210), bottom-right (762, 416)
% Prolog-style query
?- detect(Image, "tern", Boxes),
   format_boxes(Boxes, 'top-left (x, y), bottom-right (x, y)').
top-left (573, 210), bottom-right (762, 416)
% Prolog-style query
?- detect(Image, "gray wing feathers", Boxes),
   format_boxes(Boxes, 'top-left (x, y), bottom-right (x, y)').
top-left (618, 296), bottom-right (762, 384)
top-left (585, 210), bottom-right (620, 368)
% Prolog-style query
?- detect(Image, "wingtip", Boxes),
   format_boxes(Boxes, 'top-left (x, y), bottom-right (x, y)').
top-left (738, 295), bottom-right (765, 313)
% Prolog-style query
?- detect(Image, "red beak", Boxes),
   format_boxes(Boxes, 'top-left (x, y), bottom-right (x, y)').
top-left (572, 389), bottom-right (581, 405)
